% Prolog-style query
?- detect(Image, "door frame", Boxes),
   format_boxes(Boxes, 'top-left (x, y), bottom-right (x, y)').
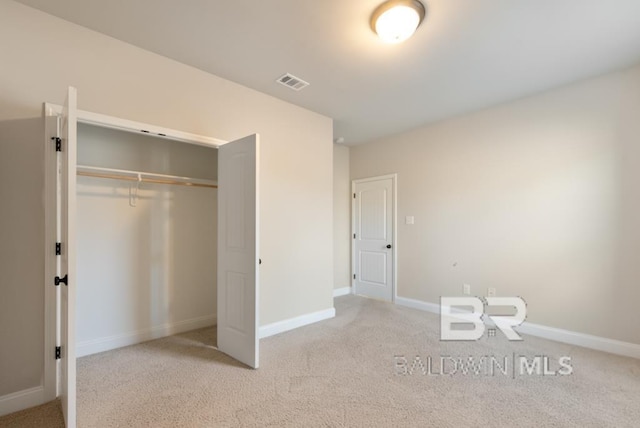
top-left (351, 174), bottom-right (397, 302)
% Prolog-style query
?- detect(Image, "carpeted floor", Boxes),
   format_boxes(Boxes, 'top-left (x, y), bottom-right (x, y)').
top-left (2, 295), bottom-right (639, 427)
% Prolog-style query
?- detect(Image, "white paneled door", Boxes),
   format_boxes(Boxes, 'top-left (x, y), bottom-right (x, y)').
top-left (353, 176), bottom-right (395, 302)
top-left (217, 134), bottom-right (260, 369)
top-left (58, 86), bottom-right (78, 428)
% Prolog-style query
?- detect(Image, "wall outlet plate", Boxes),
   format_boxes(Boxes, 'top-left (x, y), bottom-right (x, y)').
top-left (487, 287), bottom-right (496, 297)
top-left (463, 284), bottom-right (471, 295)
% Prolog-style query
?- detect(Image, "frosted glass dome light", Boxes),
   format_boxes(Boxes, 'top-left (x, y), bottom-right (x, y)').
top-left (371, 0), bottom-right (426, 44)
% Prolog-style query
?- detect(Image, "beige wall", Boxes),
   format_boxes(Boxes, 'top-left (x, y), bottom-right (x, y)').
top-left (351, 64), bottom-right (640, 345)
top-left (0, 118), bottom-right (44, 397)
top-left (333, 145), bottom-right (351, 289)
top-left (0, 0), bottom-right (333, 403)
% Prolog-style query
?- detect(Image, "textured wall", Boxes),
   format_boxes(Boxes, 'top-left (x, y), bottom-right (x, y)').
top-left (351, 65), bottom-right (640, 344)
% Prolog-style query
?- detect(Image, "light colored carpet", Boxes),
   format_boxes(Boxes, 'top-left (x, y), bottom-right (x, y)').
top-left (2, 295), bottom-right (639, 427)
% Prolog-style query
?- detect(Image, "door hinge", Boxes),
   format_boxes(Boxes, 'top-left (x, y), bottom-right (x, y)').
top-left (55, 274), bottom-right (68, 286)
top-left (353, 274), bottom-right (356, 280)
top-left (55, 242), bottom-right (61, 255)
top-left (55, 346), bottom-right (61, 360)
top-left (52, 137), bottom-right (62, 152)
top-left (353, 193), bottom-right (356, 199)
top-left (353, 233), bottom-right (356, 239)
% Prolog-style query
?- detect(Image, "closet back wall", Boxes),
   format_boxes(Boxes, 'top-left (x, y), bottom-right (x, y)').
top-left (76, 125), bottom-right (217, 356)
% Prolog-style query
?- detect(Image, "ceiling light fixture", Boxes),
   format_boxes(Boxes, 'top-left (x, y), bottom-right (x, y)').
top-left (371, 0), bottom-right (426, 44)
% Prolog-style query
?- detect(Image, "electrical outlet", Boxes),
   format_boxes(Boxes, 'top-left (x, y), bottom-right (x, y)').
top-left (463, 284), bottom-right (471, 295)
top-left (487, 287), bottom-right (496, 297)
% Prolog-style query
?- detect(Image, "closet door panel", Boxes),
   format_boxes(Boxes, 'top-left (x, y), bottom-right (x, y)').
top-left (59, 86), bottom-right (78, 428)
top-left (217, 134), bottom-right (259, 369)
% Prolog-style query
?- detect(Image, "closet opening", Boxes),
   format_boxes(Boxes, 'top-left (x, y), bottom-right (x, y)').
top-left (45, 88), bottom-right (259, 426)
top-left (75, 123), bottom-right (219, 358)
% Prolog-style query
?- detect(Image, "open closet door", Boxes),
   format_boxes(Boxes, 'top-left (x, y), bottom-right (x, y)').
top-left (58, 87), bottom-right (77, 427)
top-left (217, 134), bottom-right (260, 369)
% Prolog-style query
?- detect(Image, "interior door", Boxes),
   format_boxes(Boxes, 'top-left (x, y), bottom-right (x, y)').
top-left (354, 177), bottom-right (394, 302)
top-left (58, 87), bottom-right (77, 427)
top-left (217, 134), bottom-right (259, 368)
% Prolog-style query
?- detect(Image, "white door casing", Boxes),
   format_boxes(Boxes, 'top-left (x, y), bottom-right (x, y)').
top-left (58, 86), bottom-right (77, 428)
top-left (217, 134), bottom-right (260, 369)
top-left (353, 175), bottom-right (396, 302)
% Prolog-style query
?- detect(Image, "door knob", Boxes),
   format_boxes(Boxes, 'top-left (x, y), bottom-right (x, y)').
top-left (386, 244), bottom-right (392, 249)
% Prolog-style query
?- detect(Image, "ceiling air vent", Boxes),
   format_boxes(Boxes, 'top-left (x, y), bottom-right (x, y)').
top-left (276, 73), bottom-right (310, 91)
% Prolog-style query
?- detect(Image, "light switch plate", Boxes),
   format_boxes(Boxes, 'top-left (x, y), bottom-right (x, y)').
top-left (405, 216), bottom-right (415, 225)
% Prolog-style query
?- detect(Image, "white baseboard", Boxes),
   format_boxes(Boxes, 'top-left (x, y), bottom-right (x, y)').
top-left (259, 307), bottom-right (336, 339)
top-left (333, 287), bottom-right (352, 297)
top-left (395, 296), bottom-right (640, 359)
top-left (395, 296), bottom-right (442, 313)
top-left (518, 322), bottom-right (640, 359)
top-left (0, 386), bottom-right (46, 417)
top-left (77, 315), bottom-right (216, 358)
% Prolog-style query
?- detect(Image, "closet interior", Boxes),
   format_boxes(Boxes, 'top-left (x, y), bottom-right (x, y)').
top-left (75, 123), bottom-right (219, 357)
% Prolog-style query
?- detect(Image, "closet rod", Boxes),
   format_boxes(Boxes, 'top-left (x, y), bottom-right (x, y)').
top-left (76, 166), bottom-right (218, 189)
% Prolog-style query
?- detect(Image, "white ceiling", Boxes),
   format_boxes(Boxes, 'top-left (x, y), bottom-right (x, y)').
top-left (15, 0), bottom-right (640, 145)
